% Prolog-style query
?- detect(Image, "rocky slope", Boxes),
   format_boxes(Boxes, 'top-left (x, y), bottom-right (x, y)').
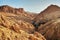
top-left (0, 5), bottom-right (37, 23)
top-left (32, 4), bottom-right (60, 40)
top-left (38, 18), bottom-right (60, 40)
top-left (0, 12), bottom-right (35, 33)
top-left (0, 25), bottom-right (46, 40)
top-left (0, 12), bottom-right (46, 40)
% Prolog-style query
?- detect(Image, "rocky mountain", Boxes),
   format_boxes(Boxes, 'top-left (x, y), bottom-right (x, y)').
top-left (0, 4), bottom-right (60, 40)
top-left (31, 4), bottom-right (60, 40)
top-left (0, 5), bottom-right (37, 23)
top-left (33, 5), bottom-right (60, 27)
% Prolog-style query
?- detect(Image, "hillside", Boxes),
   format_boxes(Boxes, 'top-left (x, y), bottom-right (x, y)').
top-left (0, 5), bottom-right (37, 23)
top-left (33, 5), bottom-right (60, 27)
top-left (38, 18), bottom-right (60, 40)
top-left (0, 4), bottom-right (60, 40)
top-left (0, 12), bottom-right (46, 40)
top-left (32, 4), bottom-right (60, 40)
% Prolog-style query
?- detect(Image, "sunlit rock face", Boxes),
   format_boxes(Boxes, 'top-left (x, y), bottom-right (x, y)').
top-left (0, 12), bottom-right (46, 40)
top-left (0, 12), bottom-right (35, 33)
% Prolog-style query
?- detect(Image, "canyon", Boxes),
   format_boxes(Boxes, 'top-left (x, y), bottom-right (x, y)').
top-left (0, 5), bottom-right (60, 40)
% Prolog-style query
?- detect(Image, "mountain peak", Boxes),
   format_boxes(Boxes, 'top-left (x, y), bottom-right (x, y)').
top-left (33, 5), bottom-right (60, 26)
top-left (49, 4), bottom-right (59, 7)
top-left (0, 5), bottom-right (13, 9)
top-left (47, 4), bottom-right (60, 9)
top-left (39, 5), bottom-right (60, 15)
top-left (0, 5), bottom-right (8, 7)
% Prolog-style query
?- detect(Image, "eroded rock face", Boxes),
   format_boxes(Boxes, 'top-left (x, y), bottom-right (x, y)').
top-left (38, 19), bottom-right (60, 40)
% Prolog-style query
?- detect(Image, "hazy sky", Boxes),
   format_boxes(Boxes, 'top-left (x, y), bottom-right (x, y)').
top-left (0, 0), bottom-right (60, 13)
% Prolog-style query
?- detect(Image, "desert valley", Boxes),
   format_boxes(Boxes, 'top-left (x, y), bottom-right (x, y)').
top-left (0, 5), bottom-right (60, 40)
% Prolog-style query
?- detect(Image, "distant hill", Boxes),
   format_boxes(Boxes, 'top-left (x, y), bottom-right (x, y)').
top-left (0, 5), bottom-right (37, 23)
top-left (33, 5), bottom-right (60, 27)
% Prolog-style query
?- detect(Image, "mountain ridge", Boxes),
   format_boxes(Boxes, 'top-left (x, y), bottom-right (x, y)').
top-left (0, 4), bottom-right (60, 40)
top-left (33, 4), bottom-right (60, 26)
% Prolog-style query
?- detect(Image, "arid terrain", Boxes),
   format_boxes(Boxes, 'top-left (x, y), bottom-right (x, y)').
top-left (0, 5), bottom-right (60, 40)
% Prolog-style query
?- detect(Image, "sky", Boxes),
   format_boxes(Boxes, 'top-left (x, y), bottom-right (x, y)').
top-left (0, 0), bottom-right (60, 13)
